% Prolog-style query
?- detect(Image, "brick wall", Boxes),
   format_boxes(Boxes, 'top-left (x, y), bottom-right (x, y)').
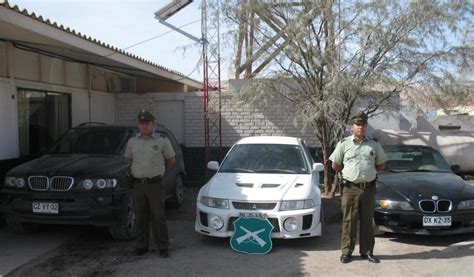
top-left (184, 91), bottom-right (320, 147)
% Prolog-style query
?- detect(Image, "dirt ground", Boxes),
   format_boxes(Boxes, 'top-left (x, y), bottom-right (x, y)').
top-left (6, 186), bottom-right (474, 277)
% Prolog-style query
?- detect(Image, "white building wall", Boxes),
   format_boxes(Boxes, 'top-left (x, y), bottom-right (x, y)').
top-left (116, 88), bottom-right (400, 149)
top-left (0, 78), bottom-right (119, 159)
top-left (0, 79), bottom-right (19, 159)
top-left (183, 92), bottom-right (399, 148)
top-left (71, 91), bottom-right (90, 126)
top-left (90, 91), bottom-right (116, 124)
top-left (116, 93), bottom-right (185, 143)
top-left (184, 91), bottom-right (320, 147)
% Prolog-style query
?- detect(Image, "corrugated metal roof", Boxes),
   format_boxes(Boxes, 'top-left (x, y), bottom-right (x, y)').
top-left (1, 1), bottom-right (201, 86)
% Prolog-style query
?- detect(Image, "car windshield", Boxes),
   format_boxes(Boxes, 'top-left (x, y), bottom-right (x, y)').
top-left (219, 144), bottom-right (309, 174)
top-left (384, 147), bottom-right (451, 172)
top-left (48, 128), bottom-right (128, 155)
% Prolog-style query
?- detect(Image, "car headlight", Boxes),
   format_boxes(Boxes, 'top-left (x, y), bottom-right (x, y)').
top-left (378, 200), bottom-right (414, 211)
top-left (209, 215), bottom-right (224, 230)
top-left (283, 217), bottom-right (298, 232)
top-left (5, 177), bottom-right (26, 189)
top-left (16, 178), bottom-right (26, 188)
top-left (457, 200), bottom-right (474, 210)
top-left (201, 196), bottom-right (229, 209)
top-left (280, 199), bottom-right (315, 211)
top-left (81, 179), bottom-right (117, 190)
top-left (82, 179), bottom-right (94, 190)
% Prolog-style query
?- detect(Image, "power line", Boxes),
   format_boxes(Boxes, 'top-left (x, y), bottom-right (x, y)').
top-left (102, 18), bottom-right (201, 57)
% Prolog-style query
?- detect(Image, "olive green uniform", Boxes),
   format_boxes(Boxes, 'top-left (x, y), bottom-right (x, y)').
top-left (124, 133), bottom-right (175, 251)
top-left (329, 135), bottom-right (387, 256)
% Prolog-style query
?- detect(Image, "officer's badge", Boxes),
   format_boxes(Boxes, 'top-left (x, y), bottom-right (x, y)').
top-left (230, 217), bottom-right (273, 255)
top-left (152, 145), bottom-right (159, 151)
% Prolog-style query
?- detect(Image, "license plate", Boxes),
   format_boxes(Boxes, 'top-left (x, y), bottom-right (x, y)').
top-left (423, 215), bottom-right (451, 226)
top-left (239, 212), bottom-right (267, 219)
top-left (32, 202), bottom-right (59, 214)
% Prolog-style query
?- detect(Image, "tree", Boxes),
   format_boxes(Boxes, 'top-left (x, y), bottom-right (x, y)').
top-left (216, 0), bottom-right (473, 196)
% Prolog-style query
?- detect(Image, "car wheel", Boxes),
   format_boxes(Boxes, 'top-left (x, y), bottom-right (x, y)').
top-left (5, 216), bottom-right (39, 233)
top-left (109, 194), bottom-right (137, 240)
top-left (167, 174), bottom-right (184, 209)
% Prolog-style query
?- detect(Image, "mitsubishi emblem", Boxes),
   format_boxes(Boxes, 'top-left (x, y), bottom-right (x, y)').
top-left (252, 204), bottom-right (257, 210)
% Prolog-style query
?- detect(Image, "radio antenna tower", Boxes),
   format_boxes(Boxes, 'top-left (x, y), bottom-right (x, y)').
top-left (155, 0), bottom-right (222, 180)
top-left (201, 0), bottom-right (222, 179)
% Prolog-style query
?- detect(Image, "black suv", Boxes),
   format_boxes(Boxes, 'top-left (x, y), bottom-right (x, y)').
top-left (0, 123), bottom-right (185, 239)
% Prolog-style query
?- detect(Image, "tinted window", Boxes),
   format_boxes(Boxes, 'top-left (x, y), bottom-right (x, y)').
top-left (49, 128), bottom-right (128, 155)
top-left (384, 147), bottom-right (451, 172)
top-left (219, 144), bottom-right (309, 174)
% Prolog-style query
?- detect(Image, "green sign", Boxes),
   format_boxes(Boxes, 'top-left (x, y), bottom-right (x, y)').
top-left (230, 217), bottom-right (274, 255)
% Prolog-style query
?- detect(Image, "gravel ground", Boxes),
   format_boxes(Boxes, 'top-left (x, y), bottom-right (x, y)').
top-left (5, 186), bottom-right (474, 277)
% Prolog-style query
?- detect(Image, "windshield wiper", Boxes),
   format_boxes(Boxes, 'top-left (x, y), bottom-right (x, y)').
top-left (383, 169), bottom-right (402, 172)
top-left (221, 168), bottom-right (255, 173)
top-left (255, 169), bottom-right (297, 174)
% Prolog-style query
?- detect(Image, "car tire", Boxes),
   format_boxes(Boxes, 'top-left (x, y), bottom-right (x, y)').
top-left (167, 174), bottom-right (184, 209)
top-left (5, 216), bottom-right (39, 233)
top-left (109, 194), bottom-right (137, 240)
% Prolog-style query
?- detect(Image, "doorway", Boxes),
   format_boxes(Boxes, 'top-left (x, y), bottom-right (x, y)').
top-left (17, 89), bottom-right (71, 156)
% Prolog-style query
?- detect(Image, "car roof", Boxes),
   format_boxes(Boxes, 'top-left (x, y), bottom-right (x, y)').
top-left (74, 123), bottom-right (171, 133)
top-left (383, 144), bottom-right (436, 151)
top-left (236, 136), bottom-right (300, 145)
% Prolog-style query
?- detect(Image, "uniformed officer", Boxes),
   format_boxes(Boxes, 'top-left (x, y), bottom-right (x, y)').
top-left (124, 109), bottom-right (176, 258)
top-left (329, 111), bottom-right (388, 264)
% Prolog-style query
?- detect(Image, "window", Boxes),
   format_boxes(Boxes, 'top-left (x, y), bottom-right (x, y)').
top-left (219, 144), bottom-right (309, 174)
top-left (17, 89), bottom-right (71, 156)
top-left (49, 128), bottom-right (127, 155)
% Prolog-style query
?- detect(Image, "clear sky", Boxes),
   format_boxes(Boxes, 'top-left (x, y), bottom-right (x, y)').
top-left (8, 0), bottom-right (231, 82)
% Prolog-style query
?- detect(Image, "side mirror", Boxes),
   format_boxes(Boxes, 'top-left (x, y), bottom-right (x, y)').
top-left (451, 165), bottom-right (461, 174)
top-left (312, 163), bottom-right (324, 172)
top-left (207, 161), bottom-right (219, 171)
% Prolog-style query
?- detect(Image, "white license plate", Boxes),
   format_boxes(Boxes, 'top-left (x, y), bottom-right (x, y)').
top-left (239, 212), bottom-right (267, 219)
top-left (32, 202), bottom-right (59, 214)
top-left (423, 215), bottom-right (451, 227)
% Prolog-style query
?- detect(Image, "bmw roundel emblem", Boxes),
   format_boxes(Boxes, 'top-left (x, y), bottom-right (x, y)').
top-left (431, 195), bottom-right (439, 200)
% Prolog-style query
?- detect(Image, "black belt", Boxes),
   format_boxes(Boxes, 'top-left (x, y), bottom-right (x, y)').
top-left (342, 179), bottom-right (375, 189)
top-left (134, 175), bottom-right (162, 184)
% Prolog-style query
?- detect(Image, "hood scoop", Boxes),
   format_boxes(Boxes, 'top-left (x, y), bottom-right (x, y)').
top-left (261, 183), bottom-right (280, 188)
top-left (236, 183), bottom-right (253, 188)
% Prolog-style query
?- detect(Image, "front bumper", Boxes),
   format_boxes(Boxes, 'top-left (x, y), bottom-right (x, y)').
top-left (374, 208), bottom-right (474, 235)
top-left (195, 201), bottom-right (322, 239)
top-left (0, 189), bottom-right (128, 226)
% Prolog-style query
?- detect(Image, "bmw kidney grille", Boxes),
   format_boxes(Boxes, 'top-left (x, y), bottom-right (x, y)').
top-left (419, 199), bottom-right (452, 213)
top-left (28, 176), bottom-right (74, 191)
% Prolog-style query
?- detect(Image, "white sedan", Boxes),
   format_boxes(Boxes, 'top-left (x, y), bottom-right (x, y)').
top-left (195, 136), bottom-right (324, 239)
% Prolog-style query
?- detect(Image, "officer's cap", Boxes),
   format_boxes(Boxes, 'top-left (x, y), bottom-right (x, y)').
top-left (351, 111), bottom-right (368, 125)
top-left (137, 109), bottom-right (155, 122)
